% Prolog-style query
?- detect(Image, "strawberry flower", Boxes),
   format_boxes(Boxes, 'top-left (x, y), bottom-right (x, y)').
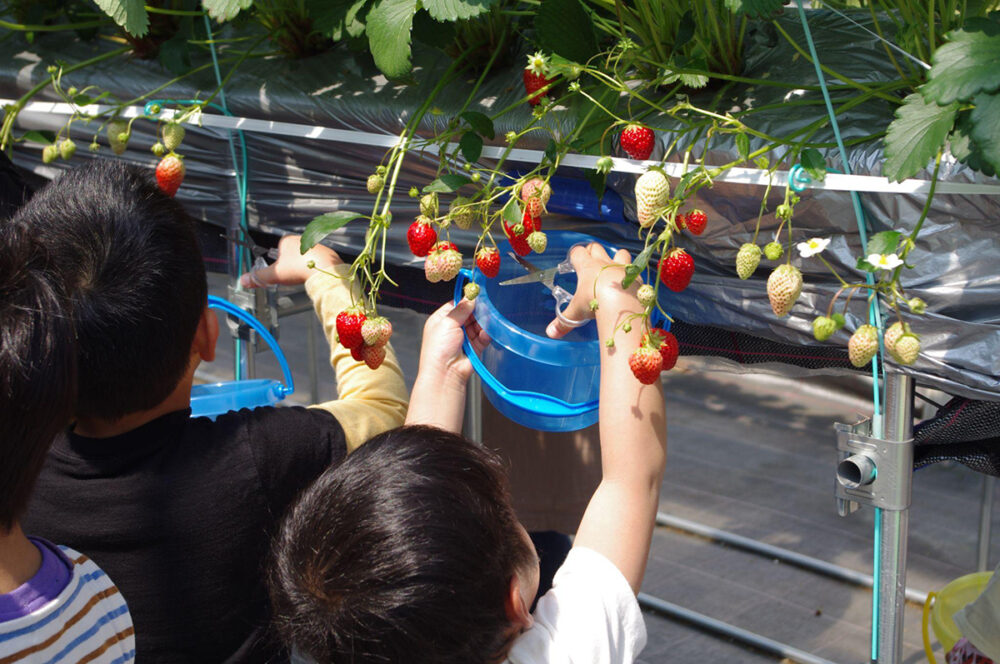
top-left (867, 252), bottom-right (904, 270)
top-left (796, 237), bottom-right (830, 258)
top-left (526, 51), bottom-right (549, 76)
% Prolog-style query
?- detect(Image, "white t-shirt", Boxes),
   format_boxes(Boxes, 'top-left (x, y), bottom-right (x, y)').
top-left (506, 546), bottom-right (647, 663)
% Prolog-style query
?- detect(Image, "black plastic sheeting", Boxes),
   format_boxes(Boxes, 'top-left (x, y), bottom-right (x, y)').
top-left (2, 10), bottom-right (998, 400)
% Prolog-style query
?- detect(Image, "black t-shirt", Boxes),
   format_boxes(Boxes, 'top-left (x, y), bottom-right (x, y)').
top-left (23, 406), bottom-right (347, 663)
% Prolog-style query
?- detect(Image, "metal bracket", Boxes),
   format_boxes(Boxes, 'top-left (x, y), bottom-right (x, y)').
top-left (835, 417), bottom-right (913, 515)
top-left (225, 284), bottom-right (279, 353)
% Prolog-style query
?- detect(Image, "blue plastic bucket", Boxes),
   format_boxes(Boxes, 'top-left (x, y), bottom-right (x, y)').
top-left (455, 231), bottom-right (667, 432)
top-left (190, 295), bottom-right (295, 419)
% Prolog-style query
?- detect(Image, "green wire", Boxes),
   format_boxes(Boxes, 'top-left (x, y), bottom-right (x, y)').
top-left (793, 3), bottom-right (887, 659)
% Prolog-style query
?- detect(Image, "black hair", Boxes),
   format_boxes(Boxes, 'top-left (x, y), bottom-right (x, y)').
top-left (10, 160), bottom-right (207, 420)
top-left (269, 425), bottom-right (537, 664)
top-left (0, 222), bottom-right (76, 531)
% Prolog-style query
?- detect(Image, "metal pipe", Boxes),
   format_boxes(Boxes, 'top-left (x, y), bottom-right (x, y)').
top-left (638, 593), bottom-right (842, 664)
top-left (838, 454), bottom-right (878, 489)
top-left (978, 475), bottom-right (996, 572)
top-left (655, 512), bottom-right (928, 604)
top-left (876, 373), bottom-right (914, 664)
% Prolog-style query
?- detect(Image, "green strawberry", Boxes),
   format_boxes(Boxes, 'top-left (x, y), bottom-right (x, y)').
top-left (449, 196), bottom-right (475, 230)
top-left (736, 243), bottom-right (761, 280)
top-left (893, 334), bottom-right (921, 366)
top-left (420, 192), bottom-right (439, 218)
top-left (162, 122), bottom-right (185, 151)
top-left (41, 144), bottom-right (58, 164)
top-left (831, 313), bottom-right (846, 329)
top-left (812, 316), bottom-right (836, 341)
top-left (108, 120), bottom-right (129, 155)
top-left (848, 324), bottom-right (879, 367)
top-left (58, 138), bottom-right (76, 160)
top-left (764, 241), bottom-right (783, 261)
top-left (367, 173), bottom-right (384, 194)
top-left (766, 264), bottom-right (803, 317)
top-left (527, 231), bottom-right (548, 254)
top-left (464, 282), bottom-right (480, 300)
top-left (883, 321), bottom-right (909, 360)
top-left (908, 297), bottom-right (927, 314)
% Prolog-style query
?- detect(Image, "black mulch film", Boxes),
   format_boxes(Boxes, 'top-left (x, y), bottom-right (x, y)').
top-left (915, 397), bottom-right (1000, 478)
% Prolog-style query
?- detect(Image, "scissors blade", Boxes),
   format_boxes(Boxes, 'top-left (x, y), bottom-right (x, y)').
top-left (499, 270), bottom-right (559, 286)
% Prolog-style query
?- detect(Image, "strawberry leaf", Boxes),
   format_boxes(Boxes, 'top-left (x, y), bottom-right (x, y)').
top-left (723, 0), bottom-right (785, 18)
top-left (301, 211), bottom-right (365, 252)
top-left (883, 93), bottom-right (958, 182)
top-left (970, 91), bottom-right (1000, 174)
top-left (921, 22), bottom-right (1000, 105)
top-left (20, 130), bottom-right (56, 145)
top-left (461, 111), bottom-right (494, 140)
top-left (501, 197), bottom-right (521, 226)
top-left (459, 131), bottom-right (482, 163)
top-left (421, 0), bottom-right (495, 22)
top-left (366, 0), bottom-right (418, 78)
top-left (534, 0), bottom-right (598, 64)
top-left (423, 174), bottom-right (472, 193)
top-left (585, 169), bottom-right (606, 204)
top-left (950, 110), bottom-right (998, 178)
top-left (94, 0), bottom-right (148, 36)
top-left (544, 139), bottom-right (558, 166)
top-left (622, 243), bottom-right (656, 288)
top-left (201, 0), bottom-right (253, 22)
top-left (308, 0), bottom-right (370, 40)
top-left (800, 148), bottom-right (826, 182)
top-left (412, 9), bottom-right (455, 48)
top-left (866, 230), bottom-right (902, 256)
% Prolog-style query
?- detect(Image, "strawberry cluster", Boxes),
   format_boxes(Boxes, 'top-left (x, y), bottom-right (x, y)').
top-left (335, 307), bottom-right (392, 370)
top-left (628, 327), bottom-right (680, 384)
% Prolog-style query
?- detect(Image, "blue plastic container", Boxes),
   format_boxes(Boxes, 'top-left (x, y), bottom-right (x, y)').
top-left (190, 295), bottom-right (295, 419)
top-left (455, 231), bottom-right (667, 432)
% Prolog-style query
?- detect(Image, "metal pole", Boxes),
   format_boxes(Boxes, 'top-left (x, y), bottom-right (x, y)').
top-left (638, 593), bottom-right (842, 664)
top-left (463, 374), bottom-right (483, 444)
top-left (978, 475), bottom-right (996, 572)
top-left (875, 373), bottom-right (913, 664)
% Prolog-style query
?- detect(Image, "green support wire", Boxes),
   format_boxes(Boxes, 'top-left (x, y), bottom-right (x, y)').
top-left (792, 2), bottom-right (887, 659)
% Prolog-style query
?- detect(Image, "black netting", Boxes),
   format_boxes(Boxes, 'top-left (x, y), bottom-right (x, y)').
top-left (915, 397), bottom-right (1000, 477)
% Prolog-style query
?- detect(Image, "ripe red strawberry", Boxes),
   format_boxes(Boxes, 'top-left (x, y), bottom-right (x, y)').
top-left (674, 212), bottom-right (687, 230)
top-left (336, 307), bottom-right (367, 349)
top-left (644, 327), bottom-right (680, 371)
top-left (350, 345), bottom-right (365, 362)
top-left (620, 124), bottom-right (655, 160)
top-left (629, 346), bottom-right (663, 385)
top-left (361, 316), bottom-right (392, 347)
top-left (685, 209), bottom-right (707, 235)
top-left (504, 214), bottom-right (534, 256)
top-left (659, 248), bottom-right (695, 293)
top-left (523, 69), bottom-right (552, 106)
top-left (407, 216), bottom-right (437, 257)
top-left (155, 154), bottom-right (185, 197)
top-left (476, 247), bottom-right (501, 278)
top-left (361, 344), bottom-right (386, 370)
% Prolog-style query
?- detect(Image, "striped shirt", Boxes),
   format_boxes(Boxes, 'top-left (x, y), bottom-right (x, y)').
top-left (0, 544), bottom-right (135, 664)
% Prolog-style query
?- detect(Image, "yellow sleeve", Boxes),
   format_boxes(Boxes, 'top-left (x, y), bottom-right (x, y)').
top-left (304, 266), bottom-right (409, 453)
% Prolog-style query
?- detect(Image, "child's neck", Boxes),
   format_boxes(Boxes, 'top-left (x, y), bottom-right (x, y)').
top-left (0, 523), bottom-right (42, 594)
top-left (72, 371), bottom-right (195, 439)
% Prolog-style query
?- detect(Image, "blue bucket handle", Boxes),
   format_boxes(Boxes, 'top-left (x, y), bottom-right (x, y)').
top-left (207, 295), bottom-right (295, 397)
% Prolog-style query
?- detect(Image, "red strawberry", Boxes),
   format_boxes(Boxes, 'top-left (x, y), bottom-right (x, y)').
top-left (523, 70), bottom-right (552, 106)
top-left (476, 247), bottom-right (501, 278)
top-left (659, 248), bottom-right (695, 293)
top-left (407, 216), bottom-right (437, 257)
top-left (504, 214), bottom-right (533, 256)
top-left (155, 153), bottom-right (185, 197)
top-left (350, 346), bottom-right (365, 362)
top-left (620, 124), bottom-right (655, 160)
top-left (336, 307), bottom-right (367, 349)
top-left (361, 344), bottom-right (386, 370)
top-left (685, 209), bottom-right (707, 235)
top-left (674, 212), bottom-right (687, 230)
top-left (645, 327), bottom-right (679, 371)
top-left (629, 347), bottom-right (663, 385)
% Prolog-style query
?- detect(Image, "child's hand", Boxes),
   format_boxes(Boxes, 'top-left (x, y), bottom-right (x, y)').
top-left (239, 235), bottom-right (342, 288)
top-left (546, 243), bottom-right (641, 339)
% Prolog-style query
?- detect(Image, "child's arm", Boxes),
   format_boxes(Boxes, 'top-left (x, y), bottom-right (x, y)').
top-left (547, 244), bottom-right (668, 594)
top-left (241, 235), bottom-right (409, 452)
top-left (405, 298), bottom-right (487, 434)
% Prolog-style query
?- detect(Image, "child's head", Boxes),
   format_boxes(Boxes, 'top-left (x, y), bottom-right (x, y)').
top-left (0, 223), bottom-right (76, 532)
top-left (269, 425), bottom-right (539, 664)
top-left (10, 161), bottom-right (208, 420)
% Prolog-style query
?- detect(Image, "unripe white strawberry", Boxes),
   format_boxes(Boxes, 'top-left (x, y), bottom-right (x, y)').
top-left (420, 192), bottom-right (439, 218)
top-left (424, 242), bottom-right (463, 283)
top-left (637, 284), bottom-right (656, 308)
top-left (883, 321), bottom-right (909, 360)
top-left (518, 177), bottom-right (551, 206)
top-left (367, 173), bottom-right (384, 194)
top-left (527, 231), bottom-right (547, 254)
top-left (635, 169), bottom-right (670, 228)
top-left (893, 333), bottom-right (921, 366)
top-left (449, 196), bottom-right (475, 230)
top-left (848, 324), bottom-right (879, 367)
top-left (735, 243), bottom-right (761, 280)
top-left (162, 122), bottom-right (185, 151)
top-left (464, 282), bottom-right (480, 300)
top-left (766, 264), bottom-right (803, 317)
top-left (361, 316), bottom-right (392, 347)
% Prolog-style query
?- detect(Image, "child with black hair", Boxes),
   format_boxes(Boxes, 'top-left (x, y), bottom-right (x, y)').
top-left (269, 243), bottom-right (667, 663)
top-left (14, 160), bottom-right (416, 662)
top-left (0, 223), bottom-right (135, 662)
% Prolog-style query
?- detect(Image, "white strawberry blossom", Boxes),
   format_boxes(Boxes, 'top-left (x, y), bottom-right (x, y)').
top-left (867, 253), bottom-right (904, 270)
top-left (796, 237), bottom-right (830, 258)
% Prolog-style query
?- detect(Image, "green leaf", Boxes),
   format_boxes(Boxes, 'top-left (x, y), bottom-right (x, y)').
top-left (949, 110), bottom-right (998, 177)
top-left (970, 91), bottom-right (1000, 174)
top-left (922, 24), bottom-right (1000, 104)
top-left (856, 256), bottom-right (877, 273)
top-left (800, 148), bottom-right (827, 182)
top-left (502, 197), bottom-right (521, 226)
top-left (309, 0), bottom-right (371, 41)
top-left (622, 244), bottom-right (656, 288)
top-left (459, 131), bottom-right (482, 162)
top-left (423, 174), bottom-right (472, 193)
top-left (723, 0), bottom-right (785, 18)
top-left (366, 0), bottom-right (418, 78)
top-left (673, 11), bottom-right (696, 52)
top-left (544, 139), bottom-right (558, 165)
top-left (461, 111), bottom-right (494, 139)
top-left (421, 0), bottom-right (495, 21)
top-left (412, 9), bottom-right (456, 48)
top-left (735, 132), bottom-right (750, 161)
top-left (301, 211), bottom-right (365, 251)
top-left (534, 0), bottom-right (598, 65)
top-left (867, 230), bottom-right (902, 256)
top-left (21, 130), bottom-right (55, 144)
top-left (94, 0), bottom-right (148, 36)
top-left (158, 33), bottom-right (191, 76)
top-left (202, 0), bottom-right (254, 22)
top-left (883, 93), bottom-right (958, 182)
top-left (585, 168), bottom-right (606, 203)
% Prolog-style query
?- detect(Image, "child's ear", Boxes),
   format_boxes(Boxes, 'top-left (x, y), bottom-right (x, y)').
top-left (504, 573), bottom-right (534, 632)
top-left (193, 306), bottom-right (219, 363)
